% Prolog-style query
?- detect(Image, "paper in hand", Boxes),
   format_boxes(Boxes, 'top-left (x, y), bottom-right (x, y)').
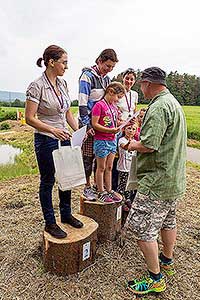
top-left (71, 126), bottom-right (87, 147)
top-left (119, 111), bottom-right (140, 130)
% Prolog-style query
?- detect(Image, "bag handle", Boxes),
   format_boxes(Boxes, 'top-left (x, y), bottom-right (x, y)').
top-left (58, 139), bottom-right (74, 151)
top-left (58, 140), bottom-right (61, 151)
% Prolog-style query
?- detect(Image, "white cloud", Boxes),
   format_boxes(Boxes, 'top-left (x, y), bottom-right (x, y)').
top-left (0, 0), bottom-right (199, 99)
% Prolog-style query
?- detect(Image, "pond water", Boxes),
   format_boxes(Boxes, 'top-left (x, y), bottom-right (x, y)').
top-left (0, 144), bottom-right (22, 165)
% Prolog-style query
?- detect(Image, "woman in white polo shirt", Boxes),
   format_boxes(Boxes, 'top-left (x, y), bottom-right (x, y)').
top-left (117, 68), bottom-right (138, 120)
top-left (25, 45), bottom-right (83, 239)
top-left (112, 68), bottom-right (138, 191)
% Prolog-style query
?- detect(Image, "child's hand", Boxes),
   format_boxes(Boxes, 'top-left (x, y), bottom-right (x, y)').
top-left (128, 140), bottom-right (137, 151)
top-left (123, 141), bottom-right (130, 150)
top-left (111, 127), bottom-right (121, 134)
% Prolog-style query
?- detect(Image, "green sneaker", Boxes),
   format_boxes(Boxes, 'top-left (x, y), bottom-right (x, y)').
top-left (127, 275), bottom-right (166, 295)
top-left (160, 260), bottom-right (175, 276)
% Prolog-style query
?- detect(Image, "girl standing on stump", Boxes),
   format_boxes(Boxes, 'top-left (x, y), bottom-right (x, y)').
top-left (91, 82), bottom-right (125, 203)
top-left (25, 45), bottom-right (83, 239)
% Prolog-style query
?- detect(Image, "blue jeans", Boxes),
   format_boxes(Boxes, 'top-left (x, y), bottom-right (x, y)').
top-left (34, 133), bottom-right (71, 225)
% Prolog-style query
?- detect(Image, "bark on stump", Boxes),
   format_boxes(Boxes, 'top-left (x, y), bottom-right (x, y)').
top-left (43, 214), bottom-right (98, 275)
top-left (121, 210), bottom-right (129, 228)
top-left (80, 196), bottom-right (122, 242)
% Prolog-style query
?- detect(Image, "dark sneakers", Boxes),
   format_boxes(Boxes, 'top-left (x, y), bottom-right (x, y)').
top-left (45, 224), bottom-right (67, 239)
top-left (61, 215), bottom-right (84, 228)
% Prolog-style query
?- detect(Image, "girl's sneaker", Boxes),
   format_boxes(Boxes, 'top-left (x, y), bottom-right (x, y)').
top-left (109, 190), bottom-right (123, 203)
top-left (83, 186), bottom-right (97, 201)
top-left (98, 191), bottom-right (114, 203)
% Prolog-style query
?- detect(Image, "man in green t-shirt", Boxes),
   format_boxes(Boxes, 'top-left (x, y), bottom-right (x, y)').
top-left (124, 67), bottom-right (187, 295)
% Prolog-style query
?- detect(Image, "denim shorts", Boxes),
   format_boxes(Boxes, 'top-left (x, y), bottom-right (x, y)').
top-left (93, 139), bottom-right (117, 158)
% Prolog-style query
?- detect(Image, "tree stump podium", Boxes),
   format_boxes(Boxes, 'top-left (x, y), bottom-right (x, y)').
top-left (43, 214), bottom-right (98, 275)
top-left (80, 196), bottom-right (122, 242)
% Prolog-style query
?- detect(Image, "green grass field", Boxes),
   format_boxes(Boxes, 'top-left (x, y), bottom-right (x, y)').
top-left (0, 106), bottom-right (24, 115)
top-left (1, 105), bottom-right (200, 142)
top-left (182, 106), bottom-right (200, 141)
top-left (137, 104), bottom-right (200, 144)
top-left (0, 130), bottom-right (38, 180)
top-left (0, 105), bottom-right (199, 180)
top-left (0, 106), bottom-right (25, 122)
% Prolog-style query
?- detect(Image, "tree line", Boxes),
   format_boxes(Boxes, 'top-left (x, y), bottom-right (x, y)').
top-left (1, 71), bottom-right (200, 107)
top-left (0, 99), bottom-right (25, 107)
top-left (113, 70), bottom-right (200, 105)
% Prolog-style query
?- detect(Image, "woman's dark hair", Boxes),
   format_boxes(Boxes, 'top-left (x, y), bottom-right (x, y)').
top-left (95, 48), bottom-right (118, 64)
top-left (123, 68), bottom-right (136, 79)
top-left (36, 45), bottom-right (66, 67)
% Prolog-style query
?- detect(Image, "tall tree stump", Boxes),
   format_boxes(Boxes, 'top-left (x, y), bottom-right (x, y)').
top-left (43, 214), bottom-right (98, 275)
top-left (80, 196), bottom-right (122, 242)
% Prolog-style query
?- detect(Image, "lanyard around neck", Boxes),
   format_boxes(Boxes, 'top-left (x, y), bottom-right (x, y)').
top-left (92, 65), bottom-right (107, 90)
top-left (44, 72), bottom-right (64, 109)
top-left (124, 91), bottom-right (131, 112)
top-left (104, 99), bottom-right (116, 127)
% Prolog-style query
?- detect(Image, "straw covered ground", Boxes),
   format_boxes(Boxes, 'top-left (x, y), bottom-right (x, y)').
top-left (0, 122), bottom-right (200, 299)
top-left (0, 165), bottom-right (200, 300)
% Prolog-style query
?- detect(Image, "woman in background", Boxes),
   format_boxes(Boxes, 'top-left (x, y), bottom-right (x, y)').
top-left (25, 45), bottom-right (83, 239)
top-left (112, 68), bottom-right (138, 191)
top-left (117, 68), bottom-right (138, 120)
top-left (78, 49), bottom-right (119, 200)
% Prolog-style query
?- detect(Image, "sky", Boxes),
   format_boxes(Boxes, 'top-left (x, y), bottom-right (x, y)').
top-left (0, 0), bottom-right (200, 99)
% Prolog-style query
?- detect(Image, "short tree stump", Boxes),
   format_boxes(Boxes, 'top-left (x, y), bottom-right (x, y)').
top-left (80, 196), bottom-right (122, 242)
top-left (43, 214), bottom-right (98, 275)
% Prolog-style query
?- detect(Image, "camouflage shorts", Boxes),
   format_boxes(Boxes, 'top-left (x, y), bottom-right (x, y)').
top-left (126, 192), bottom-right (177, 241)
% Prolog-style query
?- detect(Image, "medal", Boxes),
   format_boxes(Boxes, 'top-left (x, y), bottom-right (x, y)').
top-left (125, 91), bottom-right (132, 115)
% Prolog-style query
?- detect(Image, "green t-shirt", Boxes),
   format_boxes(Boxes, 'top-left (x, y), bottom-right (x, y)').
top-left (137, 89), bottom-right (187, 200)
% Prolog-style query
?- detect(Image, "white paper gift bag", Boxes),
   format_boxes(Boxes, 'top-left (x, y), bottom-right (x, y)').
top-left (126, 155), bottom-right (138, 191)
top-left (52, 141), bottom-right (86, 191)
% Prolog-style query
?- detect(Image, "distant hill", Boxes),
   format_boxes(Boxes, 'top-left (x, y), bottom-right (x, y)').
top-left (0, 90), bottom-right (25, 102)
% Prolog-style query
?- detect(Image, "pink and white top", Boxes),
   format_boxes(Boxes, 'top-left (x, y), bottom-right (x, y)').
top-left (117, 136), bottom-right (137, 172)
top-left (92, 99), bottom-right (119, 141)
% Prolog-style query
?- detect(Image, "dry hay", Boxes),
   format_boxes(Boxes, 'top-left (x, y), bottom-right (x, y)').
top-left (0, 167), bottom-right (200, 300)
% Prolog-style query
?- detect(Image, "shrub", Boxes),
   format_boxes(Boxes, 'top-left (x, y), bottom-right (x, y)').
top-left (0, 111), bottom-right (17, 122)
top-left (5, 111), bottom-right (17, 120)
top-left (0, 122), bottom-right (11, 130)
